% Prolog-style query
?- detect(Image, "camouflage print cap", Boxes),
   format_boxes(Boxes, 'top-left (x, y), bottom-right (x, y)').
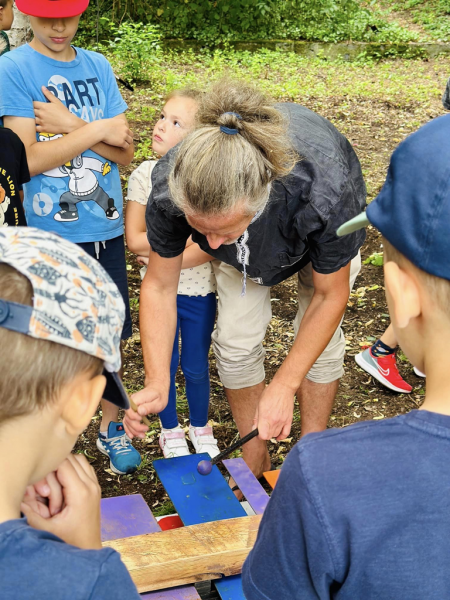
top-left (0, 227), bottom-right (129, 409)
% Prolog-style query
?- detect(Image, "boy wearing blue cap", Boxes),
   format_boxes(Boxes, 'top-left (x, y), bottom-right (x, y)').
top-left (0, 227), bottom-right (140, 600)
top-left (243, 114), bottom-right (450, 599)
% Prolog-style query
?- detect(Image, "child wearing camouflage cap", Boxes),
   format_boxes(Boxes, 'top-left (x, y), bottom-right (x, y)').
top-left (0, 227), bottom-right (140, 600)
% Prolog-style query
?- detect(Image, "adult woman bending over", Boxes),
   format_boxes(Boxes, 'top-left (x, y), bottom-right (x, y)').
top-left (125, 79), bottom-right (366, 479)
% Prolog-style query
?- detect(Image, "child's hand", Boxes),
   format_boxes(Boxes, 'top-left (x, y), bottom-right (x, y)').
top-left (34, 86), bottom-right (82, 135)
top-left (21, 454), bottom-right (102, 550)
top-left (101, 116), bottom-right (134, 150)
top-left (136, 255), bottom-right (149, 266)
top-left (22, 471), bottom-right (64, 518)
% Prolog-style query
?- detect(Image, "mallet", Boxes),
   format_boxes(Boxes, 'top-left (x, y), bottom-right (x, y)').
top-left (197, 428), bottom-right (260, 475)
top-left (129, 398), bottom-right (152, 427)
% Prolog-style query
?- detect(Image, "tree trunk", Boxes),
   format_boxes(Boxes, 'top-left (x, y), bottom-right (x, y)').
top-left (9, 7), bottom-right (31, 49)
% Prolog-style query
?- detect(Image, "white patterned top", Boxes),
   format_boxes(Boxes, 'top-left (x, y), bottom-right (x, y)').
top-left (126, 160), bottom-right (216, 296)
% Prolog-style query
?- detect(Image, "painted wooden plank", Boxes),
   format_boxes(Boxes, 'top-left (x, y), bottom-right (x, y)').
top-left (141, 587), bottom-right (201, 600)
top-left (215, 575), bottom-right (246, 600)
top-left (153, 453), bottom-right (246, 525)
top-left (223, 458), bottom-right (269, 515)
top-left (101, 494), bottom-right (200, 599)
top-left (263, 469), bottom-right (280, 489)
top-left (154, 454), bottom-right (249, 599)
top-left (100, 494), bottom-right (160, 542)
top-left (103, 515), bottom-right (262, 593)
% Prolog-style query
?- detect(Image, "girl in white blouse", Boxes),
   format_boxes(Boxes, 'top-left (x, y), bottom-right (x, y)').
top-left (125, 89), bottom-right (219, 459)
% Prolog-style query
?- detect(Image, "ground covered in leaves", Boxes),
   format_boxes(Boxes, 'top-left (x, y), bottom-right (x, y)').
top-left (74, 51), bottom-right (448, 513)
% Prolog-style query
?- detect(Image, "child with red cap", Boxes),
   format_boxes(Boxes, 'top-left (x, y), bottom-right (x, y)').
top-left (0, 0), bottom-right (141, 474)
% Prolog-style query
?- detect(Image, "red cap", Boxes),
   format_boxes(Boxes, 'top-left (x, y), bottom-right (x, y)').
top-left (16, 0), bottom-right (90, 18)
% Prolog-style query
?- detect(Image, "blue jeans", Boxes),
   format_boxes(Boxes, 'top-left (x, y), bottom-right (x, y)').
top-left (159, 293), bottom-right (217, 429)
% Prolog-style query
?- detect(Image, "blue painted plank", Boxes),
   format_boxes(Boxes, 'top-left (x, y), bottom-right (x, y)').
top-left (100, 494), bottom-right (160, 542)
top-left (154, 454), bottom-right (247, 599)
top-left (223, 458), bottom-right (269, 515)
top-left (153, 453), bottom-right (246, 525)
top-left (215, 576), bottom-right (246, 600)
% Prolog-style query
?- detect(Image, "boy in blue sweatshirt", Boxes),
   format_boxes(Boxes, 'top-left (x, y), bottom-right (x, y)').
top-left (243, 115), bottom-right (450, 599)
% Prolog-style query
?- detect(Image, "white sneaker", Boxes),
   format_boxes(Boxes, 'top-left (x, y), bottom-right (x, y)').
top-left (413, 366), bottom-right (426, 378)
top-left (189, 425), bottom-right (220, 458)
top-left (159, 425), bottom-right (190, 458)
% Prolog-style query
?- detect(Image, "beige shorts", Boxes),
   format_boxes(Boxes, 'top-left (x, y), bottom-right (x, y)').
top-left (212, 254), bottom-right (361, 389)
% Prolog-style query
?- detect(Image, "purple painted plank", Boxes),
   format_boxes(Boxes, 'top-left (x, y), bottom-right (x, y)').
top-left (101, 495), bottom-right (200, 598)
top-left (223, 458), bottom-right (269, 515)
top-left (100, 494), bottom-right (160, 542)
top-left (141, 586), bottom-right (201, 599)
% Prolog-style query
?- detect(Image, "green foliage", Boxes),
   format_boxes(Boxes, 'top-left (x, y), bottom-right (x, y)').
top-left (78, 0), bottom-right (415, 44)
top-left (364, 252), bottom-right (384, 266)
top-left (98, 21), bottom-right (162, 83)
top-left (401, 0), bottom-right (450, 42)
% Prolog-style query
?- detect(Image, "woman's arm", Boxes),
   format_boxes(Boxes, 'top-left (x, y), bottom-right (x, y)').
top-left (123, 251), bottom-right (183, 439)
top-left (125, 201), bottom-right (150, 257)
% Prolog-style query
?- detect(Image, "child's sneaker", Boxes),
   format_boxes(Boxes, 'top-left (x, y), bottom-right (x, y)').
top-left (413, 366), bottom-right (426, 378)
top-left (96, 422), bottom-right (142, 475)
top-left (355, 348), bottom-right (412, 393)
top-left (189, 425), bottom-right (220, 458)
top-left (159, 425), bottom-right (191, 458)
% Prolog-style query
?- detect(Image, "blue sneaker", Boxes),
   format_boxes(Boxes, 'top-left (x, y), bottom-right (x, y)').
top-left (96, 422), bottom-right (141, 475)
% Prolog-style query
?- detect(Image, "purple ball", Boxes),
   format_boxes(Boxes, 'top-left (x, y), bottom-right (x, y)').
top-left (197, 459), bottom-right (212, 476)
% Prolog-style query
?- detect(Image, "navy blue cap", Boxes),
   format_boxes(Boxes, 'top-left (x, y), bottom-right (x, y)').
top-left (337, 114), bottom-right (450, 281)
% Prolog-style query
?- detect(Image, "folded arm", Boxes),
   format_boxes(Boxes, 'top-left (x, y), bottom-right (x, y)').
top-left (6, 114), bottom-right (133, 178)
top-left (126, 203), bottom-right (213, 269)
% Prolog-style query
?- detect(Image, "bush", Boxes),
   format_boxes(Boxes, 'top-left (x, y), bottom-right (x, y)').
top-left (105, 22), bottom-right (162, 82)
top-left (78, 0), bottom-right (415, 44)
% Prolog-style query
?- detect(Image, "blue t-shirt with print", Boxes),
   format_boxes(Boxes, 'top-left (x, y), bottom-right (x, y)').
top-left (243, 410), bottom-right (450, 600)
top-left (0, 519), bottom-right (141, 600)
top-left (0, 44), bottom-right (127, 243)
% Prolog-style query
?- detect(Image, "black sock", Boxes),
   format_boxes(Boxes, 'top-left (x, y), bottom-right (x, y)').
top-left (371, 338), bottom-right (396, 357)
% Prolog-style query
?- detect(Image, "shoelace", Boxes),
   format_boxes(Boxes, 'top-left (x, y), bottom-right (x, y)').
top-left (108, 435), bottom-right (133, 455)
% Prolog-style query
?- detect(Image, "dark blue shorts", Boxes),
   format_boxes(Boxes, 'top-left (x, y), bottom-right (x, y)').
top-left (77, 235), bottom-right (132, 340)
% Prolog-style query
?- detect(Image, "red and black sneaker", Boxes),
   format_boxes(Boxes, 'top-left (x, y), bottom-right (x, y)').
top-left (355, 348), bottom-right (412, 393)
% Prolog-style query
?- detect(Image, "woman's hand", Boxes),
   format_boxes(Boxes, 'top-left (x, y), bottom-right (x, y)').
top-left (255, 379), bottom-right (296, 441)
top-left (124, 382), bottom-right (169, 439)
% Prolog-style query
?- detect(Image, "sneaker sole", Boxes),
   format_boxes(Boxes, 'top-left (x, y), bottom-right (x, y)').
top-left (355, 352), bottom-right (411, 394)
top-left (96, 438), bottom-right (138, 475)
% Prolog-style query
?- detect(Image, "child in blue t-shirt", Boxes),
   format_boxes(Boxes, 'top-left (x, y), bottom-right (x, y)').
top-left (0, 227), bottom-right (141, 600)
top-left (243, 116), bottom-right (450, 599)
top-left (0, 0), bottom-right (141, 475)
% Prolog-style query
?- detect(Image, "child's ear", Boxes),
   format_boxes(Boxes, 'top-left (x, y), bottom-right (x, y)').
top-left (384, 261), bottom-right (421, 329)
top-left (61, 374), bottom-right (106, 436)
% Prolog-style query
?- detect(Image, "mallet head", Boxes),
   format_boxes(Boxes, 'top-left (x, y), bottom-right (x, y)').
top-left (197, 459), bottom-right (213, 476)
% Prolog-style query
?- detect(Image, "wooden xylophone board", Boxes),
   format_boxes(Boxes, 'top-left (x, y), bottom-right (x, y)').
top-left (101, 456), bottom-right (274, 599)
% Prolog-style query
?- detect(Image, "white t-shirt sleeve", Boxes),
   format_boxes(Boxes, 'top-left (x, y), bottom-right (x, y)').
top-left (126, 160), bottom-right (157, 205)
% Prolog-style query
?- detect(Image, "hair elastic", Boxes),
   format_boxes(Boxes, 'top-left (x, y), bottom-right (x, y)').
top-left (220, 111), bottom-right (242, 135)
